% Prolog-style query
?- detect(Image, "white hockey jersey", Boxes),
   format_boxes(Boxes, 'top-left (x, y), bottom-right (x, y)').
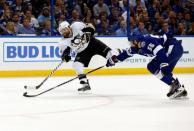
top-left (58, 21), bottom-right (90, 54)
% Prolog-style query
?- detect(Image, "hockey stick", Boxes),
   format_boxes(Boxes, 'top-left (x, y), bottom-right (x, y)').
top-left (23, 65), bottom-right (105, 97)
top-left (24, 61), bottom-right (64, 90)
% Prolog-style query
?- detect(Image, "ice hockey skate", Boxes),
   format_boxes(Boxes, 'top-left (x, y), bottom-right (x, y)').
top-left (78, 80), bottom-right (91, 94)
top-left (167, 79), bottom-right (188, 99)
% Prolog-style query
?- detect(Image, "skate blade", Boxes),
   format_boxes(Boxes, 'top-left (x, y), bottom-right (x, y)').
top-left (169, 89), bottom-right (187, 99)
top-left (170, 96), bottom-right (189, 100)
top-left (78, 90), bottom-right (92, 95)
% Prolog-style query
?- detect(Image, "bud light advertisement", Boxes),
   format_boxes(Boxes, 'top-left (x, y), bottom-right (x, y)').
top-left (3, 42), bottom-right (61, 62)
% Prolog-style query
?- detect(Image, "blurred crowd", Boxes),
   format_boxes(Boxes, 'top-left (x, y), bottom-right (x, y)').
top-left (0, 0), bottom-right (194, 36)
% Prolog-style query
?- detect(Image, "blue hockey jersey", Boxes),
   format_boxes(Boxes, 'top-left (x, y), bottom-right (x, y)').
top-left (117, 34), bottom-right (170, 67)
top-left (130, 34), bottom-right (167, 57)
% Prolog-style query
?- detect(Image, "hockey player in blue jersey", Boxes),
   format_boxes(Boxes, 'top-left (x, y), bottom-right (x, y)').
top-left (106, 34), bottom-right (187, 98)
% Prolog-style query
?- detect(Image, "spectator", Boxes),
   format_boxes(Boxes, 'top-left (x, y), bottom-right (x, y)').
top-left (112, 15), bottom-right (125, 32)
top-left (141, 11), bottom-right (152, 33)
top-left (0, 0), bottom-right (6, 13)
top-left (74, 0), bottom-right (88, 19)
top-left (121, 10), bottom-right (127, 22)
top-left (133, 0), bottom-right (147, 12)
top-left (25, 3), bottom-right (33, 12)
top-left (93, 0), bottom-right (110, 19)
top-left (152, 15), bottom-right (164, 34)
top-left (161, 0), bottom-right (171, 12)
top-left (168, 11), bottom-right (177, 32)
top-left (37, 6), bottom-right (50, 27)
top-left (109, 7), bottom-right (120, 26)
top-left (18, 18), bottom-right (36, 35)
top-left (68, 9), bottom-right (81, 23)
top-left (147, 0), bottom-right (160, 19)
top-left (96, 11), bottom-right (109, 26)
top-left (83, 9), bottom-right (95, 25)
top-left (5, 21), bottom-right (16, 35)
top-left (176, 12), bottom-right (184, 23)
top-left (41, 20), bottom-right (51, 36)
top-left (187, 22), bottom-right (194, 35)
top-left (109, 0), bottom-right (122, 13)
top-left (12, 0), bottom-right (24, 12)
top-left (129, 16), bottom-right (137, 32)
top-left (58, 14), bottom-right (66, 25)
top-left (12, 13), bottom-right (22, 34)
top-left (55, 2), bottom-right (70, 25)
top-left (158, 22), bottom-right (174, 38)
top-left (133, 21), bottom-right (148, 35)
top-left (172, 0), bottom-right (184, 13)
top-left (6, 0), bottom-right (14, 6)
top-left (0, 21), bottom-right (16, 35)
top-left (0, 9), bottom-right (12, 26)
top-left (175, 22), bottom-right (186, 35)
top-left (55, 0), bottom-right (63, 14)
top-left (130, 0), bottom-right (147, 10)
top-left (0, 0), bottom-right (193, 37)
top-left (31, 0), bottom-right (49, 18)
top-left (15, 10), bottom-right (24, 23)
top-left (184, 12), bottom-right (192, 32)
top-left (55, 0), bottom-right (65, 23)
top-left (115, 20), bottom-right (127, 36)
top-left (119, 0), bottom-right (128, 12)
top-left (96, 20), bottom-right (112, 36)
top-left (24, 10), bottom-right (39, 28)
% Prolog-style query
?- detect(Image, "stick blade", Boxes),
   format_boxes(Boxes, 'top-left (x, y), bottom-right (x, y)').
top-left (23, 92), bottom-right (39, 97)
top-left (23, 92), bottom-right (29, 97)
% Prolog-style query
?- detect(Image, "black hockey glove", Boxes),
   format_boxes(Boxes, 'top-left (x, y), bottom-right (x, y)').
top-left (106, 55), bottom-right (119, 67)
top-left (61, 47), bottom-right (71, 62)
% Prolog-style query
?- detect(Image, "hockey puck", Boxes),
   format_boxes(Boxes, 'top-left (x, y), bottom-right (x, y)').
top-left (24, 85), bottom-right (27, 89)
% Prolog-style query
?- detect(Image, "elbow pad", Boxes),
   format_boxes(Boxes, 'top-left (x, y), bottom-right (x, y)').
top-left (82, 23), bottom-right (95, 36)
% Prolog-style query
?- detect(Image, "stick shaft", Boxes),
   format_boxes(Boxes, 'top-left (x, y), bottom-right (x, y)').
top-left (36, 61), bottom-right (63, 89)
top-left (24, 65), bottom-right (105, 97)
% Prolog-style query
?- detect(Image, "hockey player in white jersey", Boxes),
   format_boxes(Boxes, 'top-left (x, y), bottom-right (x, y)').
top-left (58, 21), bottom-right (113, 92)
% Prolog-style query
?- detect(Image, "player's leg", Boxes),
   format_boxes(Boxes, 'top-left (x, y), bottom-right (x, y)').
top-left (167, 40), bottom-right (183, 72)
top-left (166, 42), bottom-right (187, 98)
top-left (90, 38), bottom-right (112, 59)
top-left (147, 58), bottom-right (186, 98)
top-left (147, 58), bottom-right (174, 85)
top-left (73, 51), bottom-right (92, 92)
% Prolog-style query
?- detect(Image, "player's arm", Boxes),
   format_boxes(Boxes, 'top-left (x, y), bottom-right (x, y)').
top-left (58, 38), bottom-right (72, 62)
top-left (116, 47), bottom-right (138, 61)
top-left (106, 47), bottom-right (138, 67)
top-left (82, 23), bottom-right (95, 36)
top-left (60, 46), bottom-right (71, 62)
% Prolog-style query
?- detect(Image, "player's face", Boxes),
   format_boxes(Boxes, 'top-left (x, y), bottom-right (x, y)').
top-left (131, 40), bottom-right (141, 48)
top-left (62, 27), bottom-right (72, 38)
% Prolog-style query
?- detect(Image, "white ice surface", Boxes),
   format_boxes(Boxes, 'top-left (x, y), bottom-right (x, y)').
top-left (0, 74), bottom-right (194, 131)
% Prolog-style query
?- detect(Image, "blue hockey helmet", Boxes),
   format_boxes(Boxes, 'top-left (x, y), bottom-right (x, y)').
top-left (128, 33), bottom-right (144, 47)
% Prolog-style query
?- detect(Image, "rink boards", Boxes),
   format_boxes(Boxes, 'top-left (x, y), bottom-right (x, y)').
top-left (0, 37), bottom-right (194, 77)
